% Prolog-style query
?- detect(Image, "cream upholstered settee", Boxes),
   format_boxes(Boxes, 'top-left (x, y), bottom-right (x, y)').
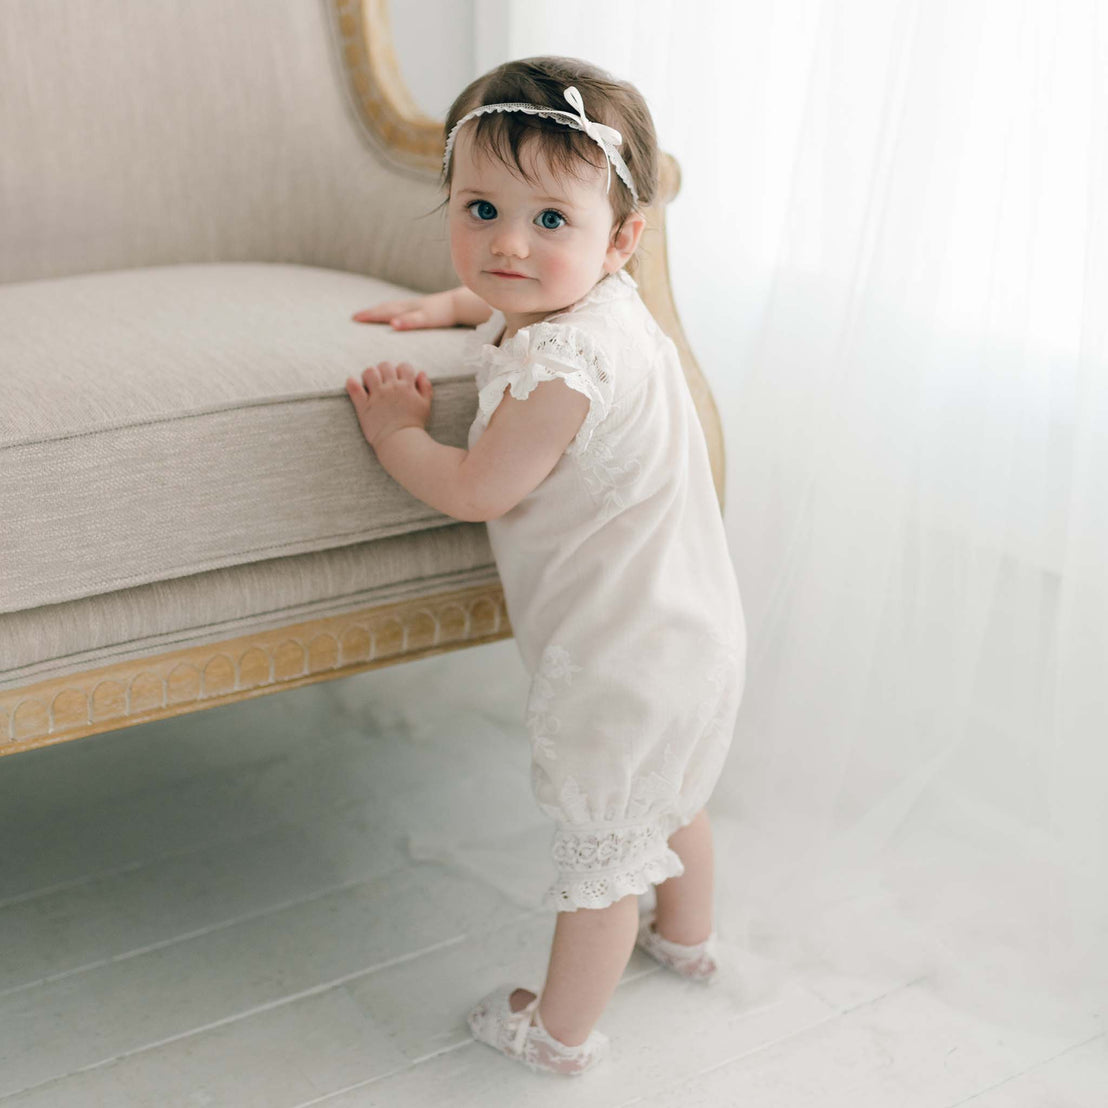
top-left (0, 0), bottom-right (725, 757)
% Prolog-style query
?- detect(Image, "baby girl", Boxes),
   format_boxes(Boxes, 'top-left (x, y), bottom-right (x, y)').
top-left (345, 55), bottom-right (746, 1076)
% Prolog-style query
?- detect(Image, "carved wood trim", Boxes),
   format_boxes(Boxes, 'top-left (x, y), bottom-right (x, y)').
top-left (0, 582), bottom-right (512, 757)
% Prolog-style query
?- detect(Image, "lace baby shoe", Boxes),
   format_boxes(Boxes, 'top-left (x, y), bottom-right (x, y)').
top-left (466, 984), bottom-right (609, 1076)
top-left (636, 910), bottom-right (719, 982)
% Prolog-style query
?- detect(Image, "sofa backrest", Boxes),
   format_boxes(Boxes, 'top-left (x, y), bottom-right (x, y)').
top-left (0, 0), bottom-right (459, 293)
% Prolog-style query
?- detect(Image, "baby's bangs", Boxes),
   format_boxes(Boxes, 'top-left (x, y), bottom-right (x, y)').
top-left (468, 112), bottom-right (608, 191)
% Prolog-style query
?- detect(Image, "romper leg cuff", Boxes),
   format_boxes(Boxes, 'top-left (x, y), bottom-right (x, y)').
top-left (542, 813), bottom-right (686, 912)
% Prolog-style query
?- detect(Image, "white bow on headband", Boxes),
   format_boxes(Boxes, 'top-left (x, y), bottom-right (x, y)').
top-left (442, 85), bottom-right (639, 206)
top-left (562, 85), bottom-right (623, 148)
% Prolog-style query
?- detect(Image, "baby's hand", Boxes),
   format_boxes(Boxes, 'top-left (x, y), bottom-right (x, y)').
top-left (351, 289), bottom-right (456, 330)
top-left (345, 361), bottom-right (432, 449)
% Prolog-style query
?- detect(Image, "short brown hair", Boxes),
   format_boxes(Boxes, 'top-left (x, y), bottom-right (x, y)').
top-left (441, 56), bottom-right (659, 275)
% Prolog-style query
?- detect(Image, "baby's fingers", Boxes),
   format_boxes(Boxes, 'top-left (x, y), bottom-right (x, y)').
top-left (344, 376), bottom-right (367, 405)
top-left (350, 302), bottom-right (434, 330)
top-left (387, 309), bottom-right (430, 330)
top-left (351, 299), bottom-right (413, 324)
top-left (351, 306), bottom-right (396, 323)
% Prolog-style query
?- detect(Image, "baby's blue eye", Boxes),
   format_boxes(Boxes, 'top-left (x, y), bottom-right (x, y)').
top-left (537, 209), bottom-right (566, 230)
top-left (468, 200), bottom-right (497, 220)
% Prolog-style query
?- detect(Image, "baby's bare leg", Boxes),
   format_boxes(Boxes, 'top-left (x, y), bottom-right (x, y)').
top-left (506, 812), bottom-right (714, 1044)
top-left (652, 807), bottom-right (715, 945)
top-left (509, 891), bottom-right (639, 1047)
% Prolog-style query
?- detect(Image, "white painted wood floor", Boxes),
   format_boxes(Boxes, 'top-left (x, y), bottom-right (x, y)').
top-left (2, 640), bottom-right (1103, 1106)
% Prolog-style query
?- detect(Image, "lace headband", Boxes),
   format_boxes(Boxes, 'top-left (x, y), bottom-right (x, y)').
top-left (442, 85), bottom-right (640, 208)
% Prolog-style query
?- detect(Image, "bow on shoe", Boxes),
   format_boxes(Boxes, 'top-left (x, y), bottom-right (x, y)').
top-left (510, 993), bottom-right (542, 1055)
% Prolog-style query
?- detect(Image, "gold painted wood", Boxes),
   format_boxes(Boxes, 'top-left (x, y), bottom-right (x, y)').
top-left (334, 0), bottom-right (444, 170)
top-left (0, 583), bottom-right (512, 757)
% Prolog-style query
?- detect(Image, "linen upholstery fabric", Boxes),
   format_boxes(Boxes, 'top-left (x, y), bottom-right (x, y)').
top-left (0, 528), bottom-right (499, 691)
top-left (0, 0), bottom-right (457, 294)
top-left (0, 263), bottom-right (481, 613)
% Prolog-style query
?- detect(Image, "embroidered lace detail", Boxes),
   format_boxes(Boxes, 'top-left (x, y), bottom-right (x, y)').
top-left (627, 741), bottom-right (684, 819)
top-left (575, 432), bottom-right (643, 523)
top-left (473, 322), bottom-right (614, 456)
top-left (544, 837), bottom-right (685, 912)
top-left (538, 809), bottom-right (687, 911)
top-left (527, 643), bottom-right (685, 816)
top-left (525, 644), bottom-right (582, 761)
top-left (551, 819), bottom-right (669, 872)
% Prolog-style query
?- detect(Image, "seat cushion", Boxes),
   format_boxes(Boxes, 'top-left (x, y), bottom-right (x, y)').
top-left (1, 262), bottom-right (482, 614)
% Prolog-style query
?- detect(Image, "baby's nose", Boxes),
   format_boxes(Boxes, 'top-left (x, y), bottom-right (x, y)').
top-left (490, 222), bottom-right (530, 258)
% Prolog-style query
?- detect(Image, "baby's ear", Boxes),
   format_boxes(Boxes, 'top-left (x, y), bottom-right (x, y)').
top-left (607, 212), bottom-right (647, 270)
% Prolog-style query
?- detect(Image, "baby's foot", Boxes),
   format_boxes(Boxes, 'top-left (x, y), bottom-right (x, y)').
top-left (636, 910), bottom-right (719, 982)
top-left (466, 983), bottom-right (609, 1075)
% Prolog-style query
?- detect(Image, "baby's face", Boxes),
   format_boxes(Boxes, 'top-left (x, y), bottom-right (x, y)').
top-left (448, 127), bottom-right (623, 330)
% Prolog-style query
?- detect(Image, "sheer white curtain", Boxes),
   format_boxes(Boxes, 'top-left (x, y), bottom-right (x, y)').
top-left (482, 0), bottom-right (1107, 1032)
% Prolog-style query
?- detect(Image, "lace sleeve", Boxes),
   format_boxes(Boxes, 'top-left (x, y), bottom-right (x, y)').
top-left (475, 322), bottom-right (615, 455)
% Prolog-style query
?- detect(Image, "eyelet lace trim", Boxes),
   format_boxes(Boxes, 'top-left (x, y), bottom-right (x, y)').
top-left (472, 322), bottom-right (615, 456)
top-left (545, 828), bottom-right (686, 911)
top-left (541, 812), bottom-right (687, 911)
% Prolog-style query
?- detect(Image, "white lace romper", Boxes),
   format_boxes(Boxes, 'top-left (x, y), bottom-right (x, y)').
top-left (465, 269), bottom-right (747, 912)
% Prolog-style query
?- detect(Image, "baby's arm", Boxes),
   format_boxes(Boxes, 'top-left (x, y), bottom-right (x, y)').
top-left (461, 381), bottom-right (590, 520)
top-left (348, 371), bottom-right (586, 523)
top-left (352, 286), bottom-right (493, 330)
top-left (348, 290), bottom-right (586, 523)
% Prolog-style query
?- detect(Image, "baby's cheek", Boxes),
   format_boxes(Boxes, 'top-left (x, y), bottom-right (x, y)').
top-left (543, 251), bottom-right (585, 289)
top-left (449, 225), bottom-right (477, 277)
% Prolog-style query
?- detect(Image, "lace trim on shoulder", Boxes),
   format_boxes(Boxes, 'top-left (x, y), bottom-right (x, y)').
top-left (473, 322), bottom-right (614, 456)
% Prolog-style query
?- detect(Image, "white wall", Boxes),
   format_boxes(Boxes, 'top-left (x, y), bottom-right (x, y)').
top-left (389, 0), bottom-right (475, 120)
